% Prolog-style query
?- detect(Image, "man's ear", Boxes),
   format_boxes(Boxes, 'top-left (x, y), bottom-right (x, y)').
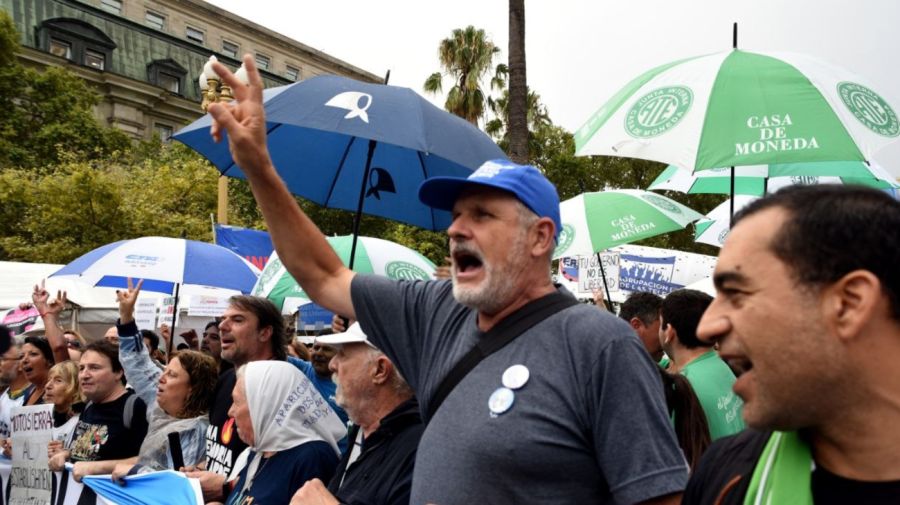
top-left (531, 218), bottom-right (556, 257)
top-left (823, 270), bottom-right (882, 341)
top-left (258, 325), bottom-right (273, 343)
top-left (372, 356), bottom-right (391, 385)
top-left (629, 318), bottom-right (643, 331)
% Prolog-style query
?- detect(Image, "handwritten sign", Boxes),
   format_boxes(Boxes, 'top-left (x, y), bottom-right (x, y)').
top-left (9, 404), bottom-right (54, 505)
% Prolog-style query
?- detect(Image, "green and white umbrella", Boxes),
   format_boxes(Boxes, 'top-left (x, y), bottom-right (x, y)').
top-left (575, 50), bottom-right (900, 171)
top-left (553, 189), bottom-right (703, 260)
top-left (649, 161), bottom-right (899, 196)
top-left (695, 195), bottom-right (757, 248)
top-left (253, 235), bottom-right (436, 313)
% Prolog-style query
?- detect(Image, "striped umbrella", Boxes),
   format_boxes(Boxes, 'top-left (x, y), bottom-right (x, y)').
top-left (253, 235), bottom-right (435, 315)
top-left (575, 50), bottom-right (900, 171)
top-left (649, 161), bottom-right (899, 196)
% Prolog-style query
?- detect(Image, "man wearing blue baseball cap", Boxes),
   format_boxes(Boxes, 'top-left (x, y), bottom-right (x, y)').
top-left (204, 56), bottom-right (687, 505)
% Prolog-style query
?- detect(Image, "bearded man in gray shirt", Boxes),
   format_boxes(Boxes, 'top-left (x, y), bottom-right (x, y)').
top-left (202, 55), bottom-right (688, 505)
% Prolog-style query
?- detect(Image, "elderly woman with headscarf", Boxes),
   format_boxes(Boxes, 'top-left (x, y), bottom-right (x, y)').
top-left (223, 360), bottom-right (345, 505)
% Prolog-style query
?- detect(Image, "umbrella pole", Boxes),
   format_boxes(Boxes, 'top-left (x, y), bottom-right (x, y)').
top-left (729, 166), bottom-right (736, 228)
top-left (169, 282), bottom-right (180, 362)
top-left (595, 252), bottom-right (613, 310)
top-left (349, 140), bottom-right (377, 270)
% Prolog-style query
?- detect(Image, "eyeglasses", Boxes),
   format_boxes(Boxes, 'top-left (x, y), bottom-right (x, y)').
top-left (66, 340), bottom-right (82, 350)
top-left (203, 332), bottom-right (220, 341)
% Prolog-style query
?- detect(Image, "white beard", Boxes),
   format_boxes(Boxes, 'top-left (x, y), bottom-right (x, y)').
top-left (452, 229), bottom-right (529, 314)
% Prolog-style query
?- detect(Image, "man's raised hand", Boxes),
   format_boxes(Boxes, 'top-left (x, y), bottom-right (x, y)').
top-left (207, 54), bottom-right (271, 175)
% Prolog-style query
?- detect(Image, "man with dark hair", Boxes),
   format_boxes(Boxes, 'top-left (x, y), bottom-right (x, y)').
top-left (684, 185), bottom-right (900, 504)
top-left (197, 295), bottom-right (284, 482)
top-left (187, 294), bottom-right (347, 502)
top-left (139, 329), bottom-right (165, 369)
top-left (0, 337), bottom-right (27, 461)
top-left (619, 292), bottom-right (664, 361)
top-left (659, 289), bottom-right (744, 440)
top-left (201, 56), bottom-right (687, 505)
top-left (57, 340), bottom-right (149, 479)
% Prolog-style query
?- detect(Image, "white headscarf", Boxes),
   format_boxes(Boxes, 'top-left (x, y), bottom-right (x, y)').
top-left (242, 361), bottom-right (345, 455)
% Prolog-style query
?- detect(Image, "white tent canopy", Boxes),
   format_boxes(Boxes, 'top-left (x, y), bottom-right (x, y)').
top-left (1, 261), bottom-right (240, 340)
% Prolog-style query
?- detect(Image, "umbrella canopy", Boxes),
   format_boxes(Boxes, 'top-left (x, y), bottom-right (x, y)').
top-left (694, 195), bottom-right (758, 248)
top-left (552, 189), bottom-right (703, 259)
top-left (649, 161), bottom-right (900, 196)
top-left (575, 50), bottom-right (900, 171)
top-left (174, 75), bottom-right (506, 231)
top-left (253, 235), bottom-right (436, 313)
top-left (51, 236), bottom-right (260, 294)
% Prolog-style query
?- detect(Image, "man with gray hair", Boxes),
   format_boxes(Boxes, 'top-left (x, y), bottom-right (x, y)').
top-left (204, 55), bottom-right (686, 505)
top-left (292, 322), bottom-right (422, 505)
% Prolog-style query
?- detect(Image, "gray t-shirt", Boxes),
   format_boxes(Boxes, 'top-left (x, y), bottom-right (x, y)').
top-left (352, 276), bottom-right (688, 505)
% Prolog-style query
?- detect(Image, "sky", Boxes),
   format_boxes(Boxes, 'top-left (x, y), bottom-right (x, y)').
top-left (205, 0), bottom-right (900, 175)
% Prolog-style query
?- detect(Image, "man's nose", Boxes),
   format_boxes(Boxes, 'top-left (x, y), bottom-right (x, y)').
top-left (697, 300), bottom-right (730, 345)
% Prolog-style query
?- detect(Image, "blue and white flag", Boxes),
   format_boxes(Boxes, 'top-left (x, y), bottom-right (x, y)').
top-left (82, 471), bottom-right (203, 505)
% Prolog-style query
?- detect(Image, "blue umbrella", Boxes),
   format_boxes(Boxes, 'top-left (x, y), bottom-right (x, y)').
top-left (173, 75), bottom-right (505, 265)
top-left (51, 236), bottom-right (260, 338)
top-left (51, 236), bottom-right (259, 294)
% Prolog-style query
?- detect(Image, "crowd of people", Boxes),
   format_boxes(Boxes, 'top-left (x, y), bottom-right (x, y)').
top-left (0, 53), bottom-right (897, 504)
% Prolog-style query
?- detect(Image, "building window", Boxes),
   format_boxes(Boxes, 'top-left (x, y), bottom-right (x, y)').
top-left (155, 124), bottom-right (173, 141)
top-left (147, 59), bottom-right (187, 96)
top-left (222, 40), bottom-right (239, 58)
top-left (158, 72), bottom-right (181, 93)
top-left (255, 53), bottom-right (270, 70)
top-left (146, 11), bottom-right (165, 31)
top-left (285, 65), bottom-right (299, 81)
top-left (84, 49), bottom-right (105, 70)
top-left (186, 26), bottom-right (204, 45)
top-left (49, 38), bottom-right (72, 59)
top-left (38, 18), bottom-right (116, 72)
top-left (100, 0), bottom-right (122, 15)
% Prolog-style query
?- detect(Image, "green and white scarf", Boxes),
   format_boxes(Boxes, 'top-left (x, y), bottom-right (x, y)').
top-left (744, 431), bottom-right (813, 505)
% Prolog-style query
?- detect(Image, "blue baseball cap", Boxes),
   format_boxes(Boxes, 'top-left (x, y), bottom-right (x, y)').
top-left (418, 159), bottom-right (562, 242)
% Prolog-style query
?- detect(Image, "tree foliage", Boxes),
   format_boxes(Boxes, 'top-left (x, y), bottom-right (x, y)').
top-left (486, 87), bottom-right (552, 159)
top-left (0, 11), bottom-right (130, 169)
top-left (423, 26), bottom-right (507, 126)
top-left (0, 142), bottom-right (221, 263)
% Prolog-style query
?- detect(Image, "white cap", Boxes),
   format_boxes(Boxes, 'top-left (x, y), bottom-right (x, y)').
top-left (315, 323), bottom-right (375, 348)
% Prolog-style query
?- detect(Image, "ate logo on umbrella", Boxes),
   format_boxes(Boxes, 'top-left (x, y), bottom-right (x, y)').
top-left (325, 91), bottom-right (374, 123)
top-left (626, 86), bottom-right (693, 138)
top-left (553, 224), bottom-right (576, 257)
top-left (641, 194), bottom-right (683, 214)
top-left (838, 82), bottom-right (899, 137)
top-left (385, 261), bottom-right (430, 281)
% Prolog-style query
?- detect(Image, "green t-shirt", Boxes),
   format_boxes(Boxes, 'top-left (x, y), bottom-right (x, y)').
top-left (681, 350), bottom-right (745, 440)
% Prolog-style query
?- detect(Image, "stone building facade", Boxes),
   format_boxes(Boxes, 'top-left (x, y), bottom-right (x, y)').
top-left (2, 0), bottom-right (379, 139)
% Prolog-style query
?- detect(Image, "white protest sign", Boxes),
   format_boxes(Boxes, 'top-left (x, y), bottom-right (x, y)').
top-left (577, 252), bottom-right (620, 293)
top-left (158, 296), bottom-right (181, 328)
top-left (9, 404), bottom-right (54, 505)
top-left (134, 297), bottom-right (158, 330)
top-left (184, 295), bottom-right (230, 318)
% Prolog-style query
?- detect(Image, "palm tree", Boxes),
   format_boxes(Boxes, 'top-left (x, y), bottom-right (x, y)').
top-left (423, 26), bottom-right (507, 126)
top-left (507, 0), bottom-right (528, 163)
top-left (486, 87), bottom-right (552, 158)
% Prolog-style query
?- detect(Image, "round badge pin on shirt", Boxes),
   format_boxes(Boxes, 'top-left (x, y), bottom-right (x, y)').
top-left (502, 364), bottom-right (530, 390)
top-left (488, 387), bottom-right (515, 417)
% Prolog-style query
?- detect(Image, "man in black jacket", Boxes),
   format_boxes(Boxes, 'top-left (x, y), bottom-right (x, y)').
top-left (684, 185), bottom-right (900, 504)
top-left (291, 322), bottom-right (422, 505)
